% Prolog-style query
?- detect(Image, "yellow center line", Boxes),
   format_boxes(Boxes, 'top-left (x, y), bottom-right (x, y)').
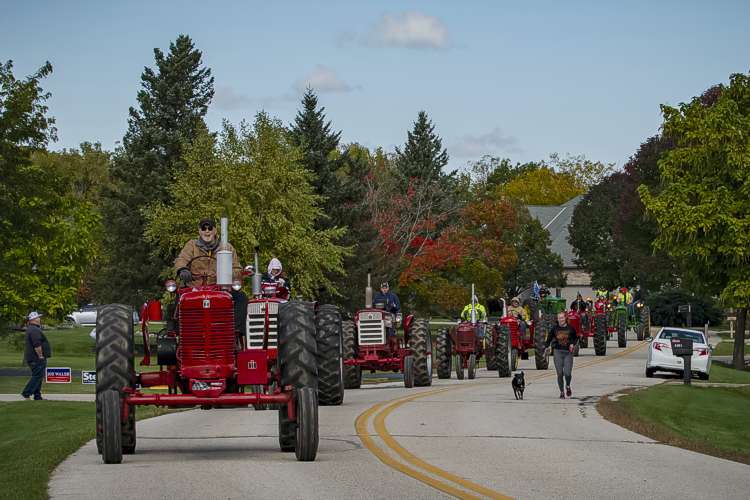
top-left (355, 341), bottom-right (648, 499)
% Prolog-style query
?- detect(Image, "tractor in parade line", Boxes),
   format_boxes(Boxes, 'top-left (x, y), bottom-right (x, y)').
top-left (496, 287), bottom-right (567, 376)
top-left (435, 285), bottom-right (500, 380)
top-left (568, 295), bottom-right (609, 356)
top-left (95, 217), bottom-right (344, 464)
top-left (605, 291), bottom-right (651, 348)
top-left (341, 275), bottom-right (432, 389)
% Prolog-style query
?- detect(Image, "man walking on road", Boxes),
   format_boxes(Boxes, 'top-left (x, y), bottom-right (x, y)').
top-left (545, 311), bottom-right (578, 399)
top-left (21, 311), bottom-right (51, 401)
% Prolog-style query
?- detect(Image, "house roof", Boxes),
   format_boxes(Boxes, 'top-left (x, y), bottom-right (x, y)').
top-left (527, 195), bottom-right (583, 268)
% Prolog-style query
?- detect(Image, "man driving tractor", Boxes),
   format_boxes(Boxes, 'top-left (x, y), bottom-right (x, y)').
top-left (373, 281), bottom-right (401, 337)
top-left (506, 296), bottom-right (530, 337)
top-left (461, 296), bottom-right (487, 339)
top-left (175, 217), bottom-right (241, 286)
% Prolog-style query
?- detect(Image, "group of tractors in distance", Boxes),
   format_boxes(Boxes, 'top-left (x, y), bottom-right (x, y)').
top-left (94, 217), bottom-right (650, 465)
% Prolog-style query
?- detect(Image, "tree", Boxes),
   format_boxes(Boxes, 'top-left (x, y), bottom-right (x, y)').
top-left (395, 110), bottom-right (452, 184)
top-left (97, 34), bottom-right (214, 305)
top-left (639, 71), bottom-right (750, 369)
top-left (144, 114), bottom-right (348, 298)
top-left (498, 167), bottom-right (583, 205)
top-left (466, 155), bottom-right (539, 199)
top-left (546, 153), bottom-right (616, 189)
top-left (289, 88), bottom-right (343, 210)
top-left (0, 61), bottom-right (99, 322)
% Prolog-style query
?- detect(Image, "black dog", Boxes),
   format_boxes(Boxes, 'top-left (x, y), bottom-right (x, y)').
top-left (512, 371), bottom-right (525, 400)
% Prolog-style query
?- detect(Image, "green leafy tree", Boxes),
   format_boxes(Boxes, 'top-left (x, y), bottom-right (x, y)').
top-left (98, 34), bottom-right (214, 305)
top-left (466, 155), bottom-right (540, 199)
top-left (0, 61), bottom-right (99, 322)
top-left (639, 71), bottom-right (750, 369)
top-left (144, 114), bottom-right (348, 298)
top-left (546, 153), bottom-right (616, 189)
top-left (499, 167), bottom-right (583, 205)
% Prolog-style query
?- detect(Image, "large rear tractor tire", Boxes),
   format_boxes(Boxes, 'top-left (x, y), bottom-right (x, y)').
top-left (278, 406), bottom-right (295, 452)
top-left (594, 315), bottom-right (607, 356)
top-left (468, 354), bottom-right (476, 379)
top-left (315, 305), bottom-right (344, 406)
top-left (637, 305), bottom-right (650, 341)
top-left (341, 320), bottom-right (361, 389)
top-left (618, 313), bottom-right (627, 348)
top-left (278, 301), bottom-right (319, 461)
top-left (436, 329), bottom-right (452, 379)
top-left (535, 315), bottom-right (552, 370)
top-left (100, 389), bottom-right (122, 464)
top-left (409, 318), bottom-right (433, 387)
top-left (573, 343), bottom-right (580, 357)
top-left (496, 325), bottom-right (511, 377)
top-left (96, 304), bottom-right (136, 456)
top-left (579, 335), bottom-right (589, 349)
top-left (294, 387), bottom-right (319, 461)
top-left (403, 355), bottom-right (415, 388)
top-left (484, 328), bottom-right (498, 370)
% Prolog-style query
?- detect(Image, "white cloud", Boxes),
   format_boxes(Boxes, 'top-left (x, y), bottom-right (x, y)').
top-left (369, 12), bottom-right (449, 49)
top-left (451, 128), bottom-right (522, 158)
top-left (295, 65), bottom-right (359, 94)
top-left (213, 85), bottom-right (252, 110)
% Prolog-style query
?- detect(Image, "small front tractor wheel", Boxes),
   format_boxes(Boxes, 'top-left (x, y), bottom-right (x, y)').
top-left (96, 304), bottom-right (136, 456)
top-left (409, 318), bottom-right (433, 386)
top-left (341, 320), bottom-right (361, 389)
top-left (579, 335), bottom-right (589, 349)
top-left (637, 305), bottom-right (650, 341)
top-left (496, 325), bottom-right (511, 377)
top-left (294, 387), bottom-right (319, 461)
top-left (618, 313), bottom-right (627, 348)
top-left (403, 355), bottom-right (415, 388)
top-left (511, 348), bottom-right (519, 372)
top-left (100, 389), bottom-right (122, 464)
top-left (534, 315), bottom-right (552, 370)
top-left (573, 343), bottom-right (580, 357)
top-left (455, 355), bottom-right (464, 380)
top-left (468, 354), bottom-right (476, 379)
top-left (594, 315), bottom-right (607, 356)
top-left (436, 329), bottom-right (452, 379)
top-left (315, 305), bottom-right (344, 406)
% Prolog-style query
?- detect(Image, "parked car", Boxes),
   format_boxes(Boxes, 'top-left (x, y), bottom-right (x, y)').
top-left (646, 327), bottom-right (712, 380)
top-left (66, 304), bottom-right (139, 327)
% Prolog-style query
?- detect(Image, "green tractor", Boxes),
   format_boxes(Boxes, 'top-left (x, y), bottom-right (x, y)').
top-left (607, 299), bottom-right (651, 347)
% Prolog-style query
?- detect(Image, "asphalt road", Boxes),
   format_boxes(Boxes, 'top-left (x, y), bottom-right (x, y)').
top-left (50, 334), bottom-right (750, 500)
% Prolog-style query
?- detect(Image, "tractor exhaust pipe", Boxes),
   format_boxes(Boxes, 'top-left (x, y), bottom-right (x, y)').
top-left (365, 273), bottom-right (373, 308)
top-left (216, 217), bottom-right (232, 286)
top-left (471, 283), bottom-right (476, 324)
top-left (252, 249), bottom-right (261, 296)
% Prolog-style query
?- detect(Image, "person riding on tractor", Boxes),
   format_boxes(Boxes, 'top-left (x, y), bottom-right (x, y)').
top-left (506, 296), bottom-right (530, 337)
top-left (461, 296), bottom-right (487, 339)
top-left (570, 292), bottom-right (588, 312)
top-left (261, 257), bottom-right (291, 299)
top-left (175, 218), bottom-right (241, 286)
top-left (373, 281), bottom-right (401, 337)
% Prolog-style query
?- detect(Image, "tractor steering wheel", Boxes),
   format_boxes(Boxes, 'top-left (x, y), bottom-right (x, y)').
top-left (181, 254), bottom-right (217, 286)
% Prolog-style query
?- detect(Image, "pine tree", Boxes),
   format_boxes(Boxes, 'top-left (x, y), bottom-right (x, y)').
top-left (97, 35), bottom-right (214, 305)
top-left (289, 88), bottom-right (343, 208)
top-left (395, 111), bottom-right (450, 183)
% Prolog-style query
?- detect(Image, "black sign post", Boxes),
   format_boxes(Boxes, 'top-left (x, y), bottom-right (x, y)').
top-left (678, 304), bottom-right (692, 327)
top-left (670, 337), bottom-right (693, 385)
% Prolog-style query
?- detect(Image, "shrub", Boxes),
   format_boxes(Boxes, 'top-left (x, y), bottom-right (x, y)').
top-left (646, 289), bottom-right (722, 326)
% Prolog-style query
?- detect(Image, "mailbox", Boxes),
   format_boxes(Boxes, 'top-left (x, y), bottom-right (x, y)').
top-left (670, 337), bottom-right (693, 357)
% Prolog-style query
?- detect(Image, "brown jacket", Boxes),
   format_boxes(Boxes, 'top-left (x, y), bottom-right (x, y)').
top-left (174, 239), bottom-right (241, 286)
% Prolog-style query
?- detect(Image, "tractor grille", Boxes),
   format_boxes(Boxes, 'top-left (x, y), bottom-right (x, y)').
top-left (358, 312), bottom-right (385, 345)
top-left (246, 301), bottom-right (278, 349)
top-left (179, 307), bottom-right (235, 365)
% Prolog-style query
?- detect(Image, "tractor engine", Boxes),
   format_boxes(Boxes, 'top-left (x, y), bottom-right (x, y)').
top-left (178, 289), bottom-right (236, 394)
top-left (455, 323), bottom-right (477, 351)
top-left (357, 310), bottom-right (386, 346)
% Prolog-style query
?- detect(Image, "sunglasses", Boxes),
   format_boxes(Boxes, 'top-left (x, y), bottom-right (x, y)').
top-left (200, 224), bottom-right (214, 231)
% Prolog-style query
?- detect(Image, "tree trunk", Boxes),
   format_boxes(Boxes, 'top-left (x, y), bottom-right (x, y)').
top-left (733, 307), bottom-right (747, 370)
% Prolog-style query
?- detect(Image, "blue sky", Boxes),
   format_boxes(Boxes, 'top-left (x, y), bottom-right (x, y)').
top-left (3, 0), bottom-right (748, 170)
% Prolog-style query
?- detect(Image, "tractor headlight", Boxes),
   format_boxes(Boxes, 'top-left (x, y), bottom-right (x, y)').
top-left (231, 280), bottom-right (242, 291)
top-left (165, 280), bottom-right (177, 293)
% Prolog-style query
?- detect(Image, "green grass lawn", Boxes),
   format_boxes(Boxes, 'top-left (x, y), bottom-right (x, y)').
top-left (708, 362), bottom-right (750, 384)
top-left (0, 401), bottom-right (174, 500)
top-left (599, 384), bottom-right (750, 464)
top-left (713, 339), bottom-right (749, 357)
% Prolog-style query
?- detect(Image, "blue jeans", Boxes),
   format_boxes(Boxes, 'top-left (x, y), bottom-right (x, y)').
top-left (22, 359), bottom-right (46, 399)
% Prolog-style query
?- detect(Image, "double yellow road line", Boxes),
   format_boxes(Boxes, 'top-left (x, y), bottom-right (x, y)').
top-left (355, 341), bottom-right (648, 499)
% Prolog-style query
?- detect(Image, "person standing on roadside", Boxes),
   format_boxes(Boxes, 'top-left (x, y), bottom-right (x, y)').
top-left (545, 311), bottom-right (578, 399)
top-left (21, 311), bottom-right (51, 401)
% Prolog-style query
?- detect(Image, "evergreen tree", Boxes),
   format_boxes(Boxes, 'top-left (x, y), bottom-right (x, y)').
top-left (97, 35), bottom-right (214, 305)
top-left (289, 88), bottom-right (343, 212)
top-left (395, 111), bottom-right (451, 183)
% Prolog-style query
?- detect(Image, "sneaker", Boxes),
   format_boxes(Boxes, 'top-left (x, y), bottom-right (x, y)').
top-left (559, 392), bottom-right (565, 399)
top-left (33, 397), bottom-right (45, 401)
top-left (21, 394), bottom-right (30, 400)
top-left (566, 387), bottom-right (572, 397)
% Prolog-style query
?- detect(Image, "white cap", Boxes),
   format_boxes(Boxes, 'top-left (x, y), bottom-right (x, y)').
top-left (27, 311), bottom-right (43, 321)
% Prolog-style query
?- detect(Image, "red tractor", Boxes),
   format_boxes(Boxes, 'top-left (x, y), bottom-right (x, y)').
top-left (342, 276), bottom-right (432, 389)
top-left (566, 306), bottom-right (596, 356)
top-left (94, 218), bottom-right (343, 464)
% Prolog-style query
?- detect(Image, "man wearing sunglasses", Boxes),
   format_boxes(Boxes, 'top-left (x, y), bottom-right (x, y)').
top-left (174, 217), bottom-right (241, 286)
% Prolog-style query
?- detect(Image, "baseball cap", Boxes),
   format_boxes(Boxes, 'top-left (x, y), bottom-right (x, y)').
top-left (27, 311), bottom-right (43, 321)
top-left (198, 217), bottom-right (215, 228)
top-left (380, 282), bottom-right (389, 288)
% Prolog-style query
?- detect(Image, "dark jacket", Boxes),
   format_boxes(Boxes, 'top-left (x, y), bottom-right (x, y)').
top-left (545, 323), bottom-right (578, 351)
top-left (24, 324), bottom-right (51, 364)
top-left (373, 291), bottom-right (401, 314)
top-left (570, 299), bottom-right (588, 312)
